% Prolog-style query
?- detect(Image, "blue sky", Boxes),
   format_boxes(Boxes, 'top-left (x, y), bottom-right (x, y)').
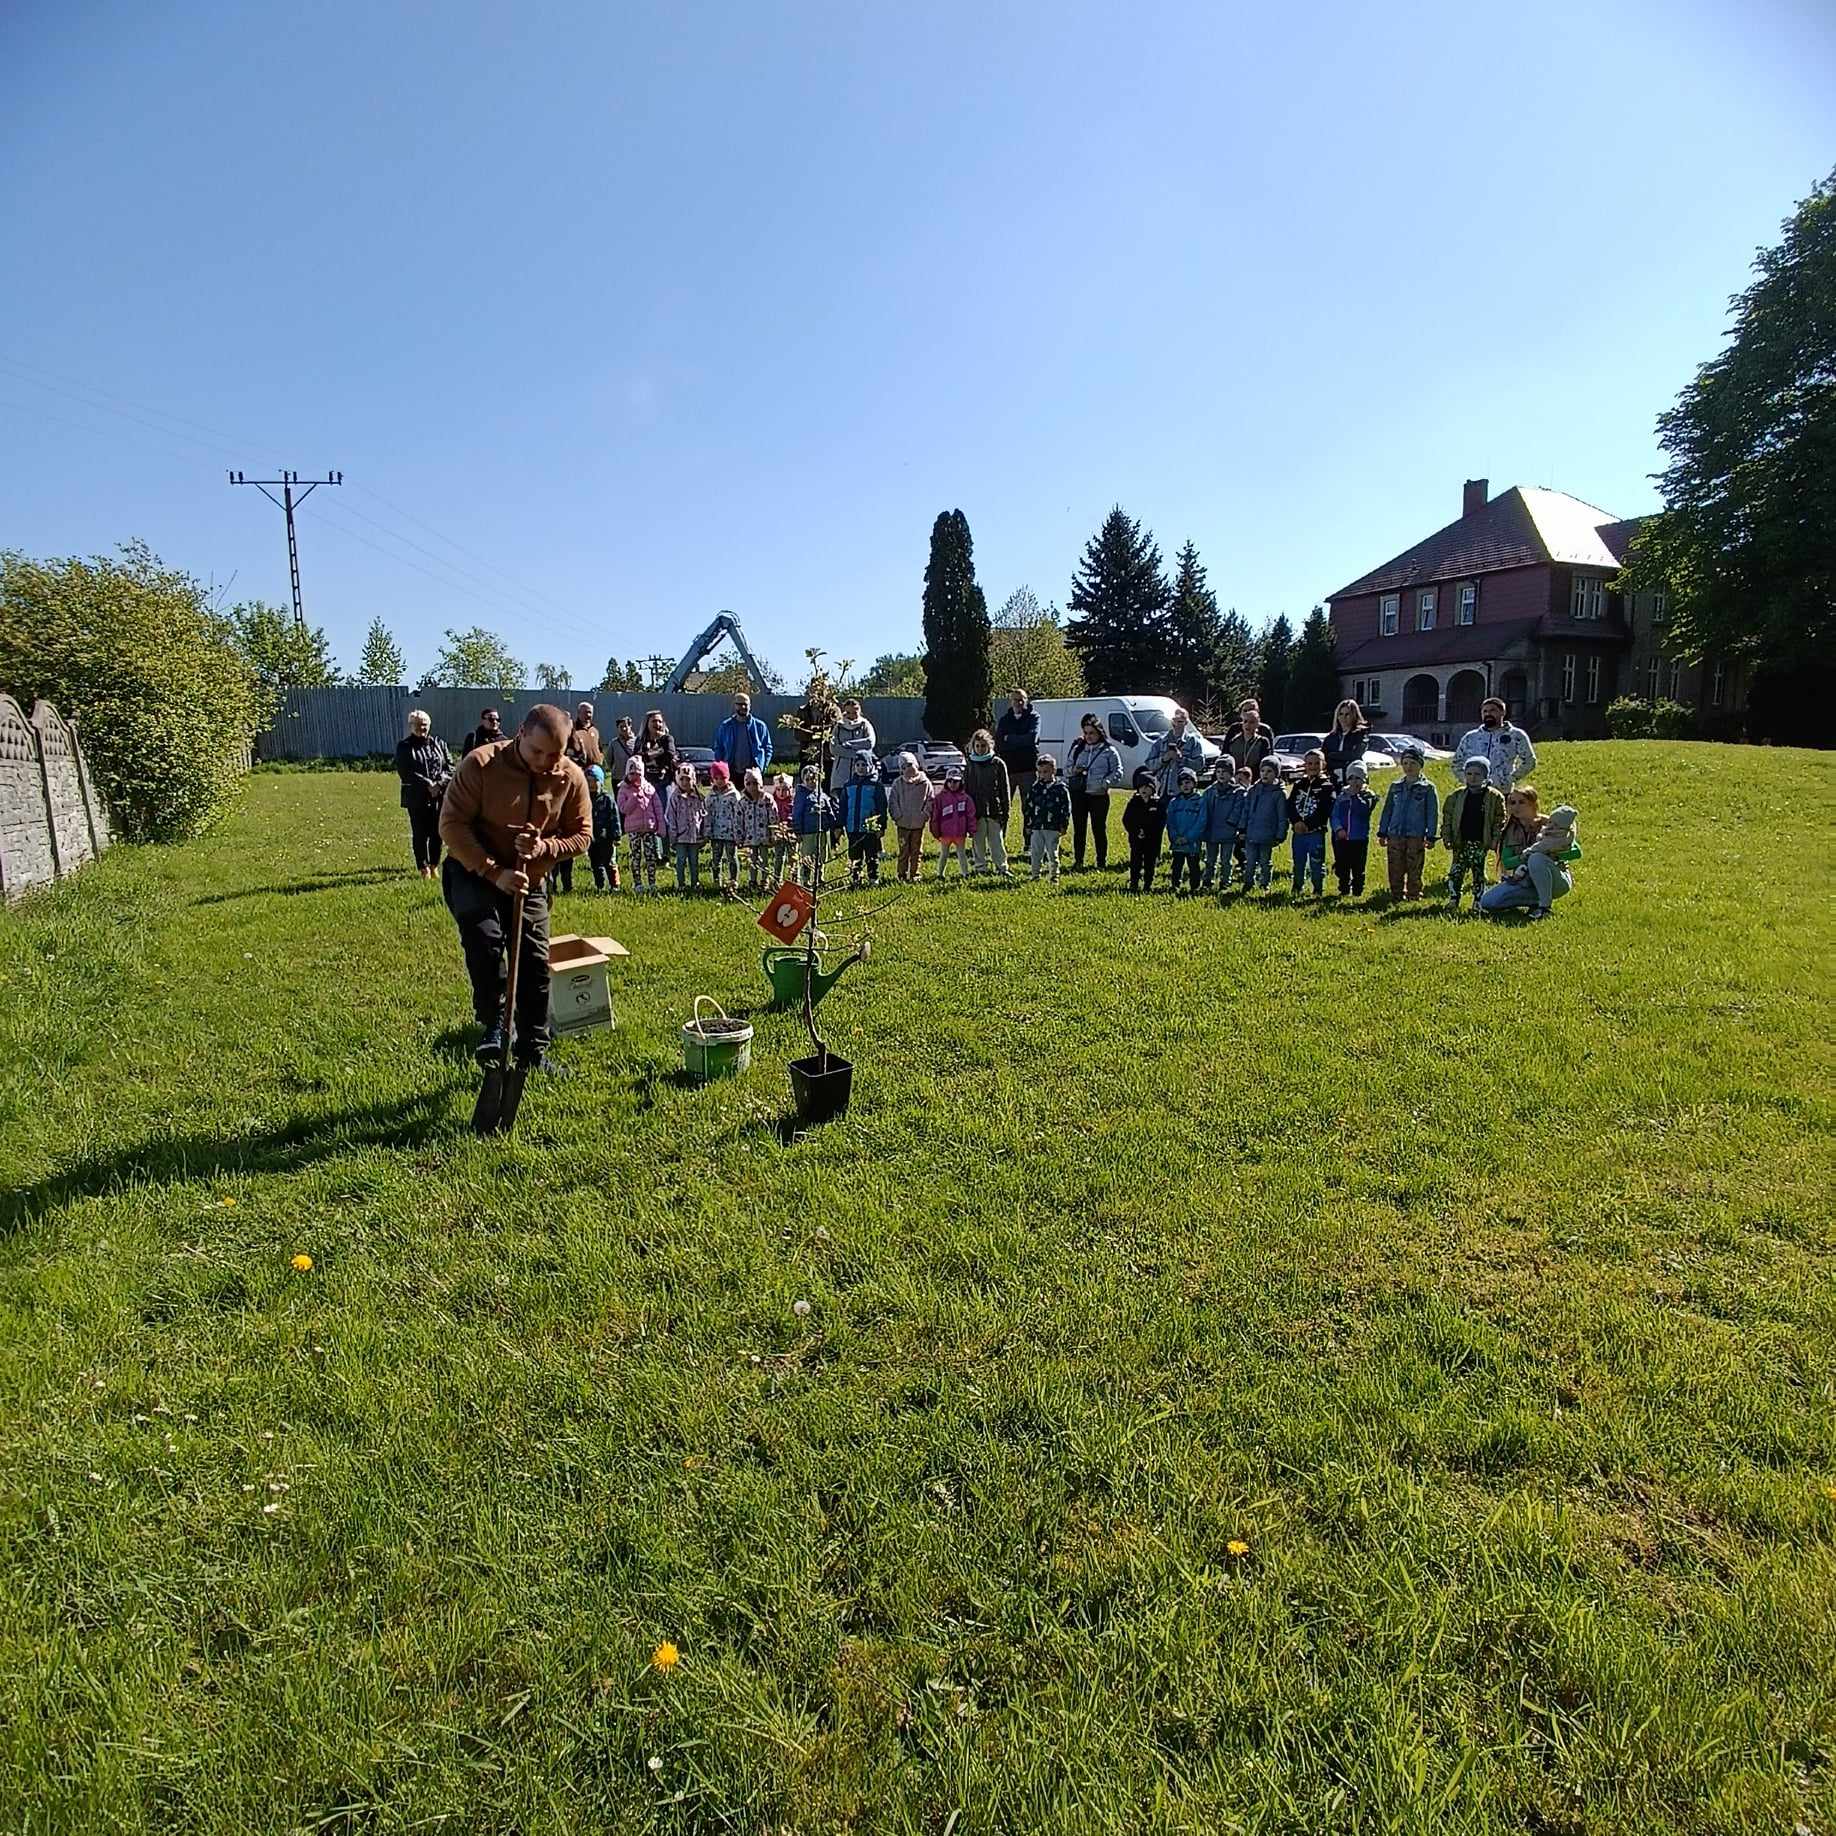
top-left (2, 0), bottom-right (1829, 689)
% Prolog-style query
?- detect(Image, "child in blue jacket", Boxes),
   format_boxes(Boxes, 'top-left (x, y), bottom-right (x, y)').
top-left (1202, 766), bottom-right (1248, 893)
top-left (1241, 758), bottom-right (1290, 891)
top-left (790, 764), bottom-right (843, 887)
top-left (839, 751), bottom-right (889, 886)
top-left (1330, 760), bottom-right (1376, 896)
top-left (1376, 744), bottom-right (1439, 900)
top-left (1164, 768), bottom-right (1207, 895)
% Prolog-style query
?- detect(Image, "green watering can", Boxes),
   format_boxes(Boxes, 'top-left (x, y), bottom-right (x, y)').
top-left (761, 940), bottom-right (871, 1010)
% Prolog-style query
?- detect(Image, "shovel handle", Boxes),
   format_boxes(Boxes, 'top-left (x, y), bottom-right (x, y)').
top-left (501, 884), bottom-right (527, 1051)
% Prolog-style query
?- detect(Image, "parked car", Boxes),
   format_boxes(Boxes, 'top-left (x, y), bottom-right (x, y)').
top-left (678, 745), bottom-right (716, 787)
top-left (877, 739), bottom-right (965, 784)
top-left (1377, 732), bottom-right (1454, 762)
top-left (1030, 696), bottom-right (1221, 786)
top-left (1275, 729), bottom-right (1398, 775)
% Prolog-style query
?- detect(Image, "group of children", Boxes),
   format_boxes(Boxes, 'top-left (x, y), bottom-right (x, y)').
top-left (1121, 743), bottom-right (1577, 914)
top-left (563, 739), bottom-right (1578, 917)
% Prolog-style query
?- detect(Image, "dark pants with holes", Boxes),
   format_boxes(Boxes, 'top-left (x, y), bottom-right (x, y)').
top-left (442, 861), bottom-right (551, 1051)
top-left (407, 803), bottom-right (443, 871)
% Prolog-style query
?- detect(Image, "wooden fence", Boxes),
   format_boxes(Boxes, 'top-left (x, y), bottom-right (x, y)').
top-left (257, 688), bottom-right (930, 760)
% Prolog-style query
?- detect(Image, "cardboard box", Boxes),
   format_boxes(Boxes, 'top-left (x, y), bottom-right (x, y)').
top-left (547, 934), bottom-right (628, 1035)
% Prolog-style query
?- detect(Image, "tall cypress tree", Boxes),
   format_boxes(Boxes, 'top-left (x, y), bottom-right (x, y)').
top-left (921, 509), bottom-right (993, 742)
top-left (1255, 614), bottom-right (1295, 730)
top-left (1066, 507), bottom-right (1171, 692)
top-left (1287, 605), bottom-right (1342, 726)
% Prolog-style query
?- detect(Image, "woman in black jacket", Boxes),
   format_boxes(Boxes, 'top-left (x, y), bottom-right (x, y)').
top-left (639, 709), bottom-right (679, 817)
top-left (394, 709), bottom-right (452, 877)
top-left (1321, 698), bottom-right (1373, 787)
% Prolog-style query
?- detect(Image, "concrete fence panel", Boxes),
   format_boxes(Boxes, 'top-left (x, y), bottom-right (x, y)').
top-left (258, 688), bottom-right (932, 760)
top-left (0, 694), bottom-right (110, 902)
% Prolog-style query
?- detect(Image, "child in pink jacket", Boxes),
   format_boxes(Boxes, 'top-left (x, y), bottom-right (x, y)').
top-left (616, 758), bottom-right (663, 892)
top-left (929, 765), bottom-right (977, 882)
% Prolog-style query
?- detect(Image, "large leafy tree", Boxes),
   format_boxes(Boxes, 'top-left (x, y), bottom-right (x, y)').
top-left (1066, 507), bottom-right (1170, 692)
top-left (1618, 167), bottom-right (1835, 739)
top-left (534, 661), bottom-right (572, 694)
top-left (921, 510), bottom-right (993, 742)
top-left (856, 651), bottom-right (927, 698)
top-left (429, 626), bottom-right (524, 690)
top-left (0, 542), bottom-right (262, 841)
top-left (357, 617), bottom-right (406, 685)
top-left (1255, 614), bottom-right (1295, 731)
top-left (1286, 605), bottom-right (1341, 726)
top-left (990, 586), bottom-right (1085, 700)
top-left (226, 600), bottom-right (341, 693)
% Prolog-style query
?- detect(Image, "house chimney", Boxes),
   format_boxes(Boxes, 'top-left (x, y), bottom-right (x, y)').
top-left (1463, 478), bottom-right (1489, 518)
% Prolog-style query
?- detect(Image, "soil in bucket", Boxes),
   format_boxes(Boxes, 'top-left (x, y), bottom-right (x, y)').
top-left (682, 997), bottom-right (753, 1083)
top-left (789, 1052), bottom-right (853, 1125)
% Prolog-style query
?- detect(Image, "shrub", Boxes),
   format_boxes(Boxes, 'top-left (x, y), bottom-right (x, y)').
top-left (1605, 695), bottom-right (1654, 739)
top-left (1650, 698), bottom-right (1695, 739)
top-left (0, 542), bottom-right (263, 842)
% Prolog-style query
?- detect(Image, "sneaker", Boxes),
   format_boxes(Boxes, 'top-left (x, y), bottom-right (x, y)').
top-left (473, 1025), bottom-right (504, 1066)
top-left (1526, 906), bottom-right (1552, 922)
top-left (514, 1046), bottom-right (566, 1075)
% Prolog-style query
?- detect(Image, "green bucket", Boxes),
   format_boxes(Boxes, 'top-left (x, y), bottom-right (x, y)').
top-left (682, 996), bottom-right (753, 1082)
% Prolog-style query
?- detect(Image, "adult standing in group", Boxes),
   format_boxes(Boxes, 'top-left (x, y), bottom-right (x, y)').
top-left (438, 705), bottom-right (590, 1073)
top-left (1064, 711), bottom-right (1123, 870)
top-left (393, 708), bottom-right (451, 878)
top-left (604, 714), bottom-right (638, 786)
top-left (713, 691), bottom-right (773, 781)
top-left (461, 706), bottom-right (503, 756)
top-left (1223, 698), bottom-right (1276, 773)
top-left (1144, 704), bottom-right (1204, 799)
top-left (566, 700), bottom-right (603, 771)
top-left (828, 697), bottom-right (877, 791)
top-left (995, 690), bottom-right (1040, 841)
top-left (1321, 698), bottom-right (1373, 787)
top-left (639, 709), bottom-right (679, 817)
top-left (1453, 696), bottom-right (1537, 790)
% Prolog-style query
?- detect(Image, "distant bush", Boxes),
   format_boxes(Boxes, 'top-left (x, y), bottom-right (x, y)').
top-left (1605, 696), bottom-right (1654, 738)
top-left (254, 756), bottom-right (394, 774)
top-left (0, 542), bottom-right (262, 842)
top-left (1607, 696), bottom-right (1696, 741)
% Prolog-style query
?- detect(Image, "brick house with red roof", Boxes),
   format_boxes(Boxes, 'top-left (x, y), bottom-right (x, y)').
top-left (1326, 479), bottom-right (1740, 742)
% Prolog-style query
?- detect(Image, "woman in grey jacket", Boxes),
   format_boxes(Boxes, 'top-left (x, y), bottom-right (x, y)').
top-left (828, 699), bottom-right (878, 791)
top-left (1064, 712), bottom-right (1124, 870)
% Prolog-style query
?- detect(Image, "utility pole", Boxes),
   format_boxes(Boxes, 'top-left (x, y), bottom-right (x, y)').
top-left (229, 469), bottom-right (342, 626)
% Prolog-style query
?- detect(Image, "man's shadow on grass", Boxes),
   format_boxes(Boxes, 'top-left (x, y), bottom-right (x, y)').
top-left (192, 867), bottom-right (407, 906)
top-left (1, 1089), bottom-right (453, 1234)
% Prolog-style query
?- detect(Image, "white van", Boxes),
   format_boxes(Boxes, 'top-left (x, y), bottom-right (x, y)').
top-left (1030, 696), bottom-right (1220, 784)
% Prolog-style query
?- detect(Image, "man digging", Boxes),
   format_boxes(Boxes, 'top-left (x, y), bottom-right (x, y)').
top-left (438, 704), bottom-right (591, 1074)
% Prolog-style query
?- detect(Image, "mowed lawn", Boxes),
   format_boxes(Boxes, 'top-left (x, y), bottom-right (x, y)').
top-left (1, 742), bottom-right (1833, 1835)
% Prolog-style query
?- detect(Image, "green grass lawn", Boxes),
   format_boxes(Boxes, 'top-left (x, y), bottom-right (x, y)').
top-left (2, 741), bottom-right (1833, 1835)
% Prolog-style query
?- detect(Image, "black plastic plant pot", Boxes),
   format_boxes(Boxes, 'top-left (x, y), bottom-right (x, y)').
top-left (789, 1053), bottom-right (853, 1125)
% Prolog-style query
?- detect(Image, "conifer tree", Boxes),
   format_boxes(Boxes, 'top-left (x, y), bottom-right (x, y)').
top-left (920, 509), bottom-right (993, 742)
top-left (1065, 507), bottom-right (1170, 692)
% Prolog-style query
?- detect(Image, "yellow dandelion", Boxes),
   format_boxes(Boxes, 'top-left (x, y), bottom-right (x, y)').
top-left (1226, 1538), bottom-right (1251, 1558)
top-left (291, 1254), bottom-right (313, 1272)
top-left (221, 1197), bottom-right (236, 1208)
top-left (682, 1455), bottom-right (704, 1471)
top-left (1826, 1482), bottom-right (1836, 1502)
top-left (652, 1641), bottom-right (680, 1672)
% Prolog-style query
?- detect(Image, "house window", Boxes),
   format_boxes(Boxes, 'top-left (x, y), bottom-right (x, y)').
top-left (1561, 654), bottom-right (1576, 703)
top-left (1417, 589), bottom-right (1437, 631)
top-left (1570, 574), bottom-right (1604, 619)
top-left (1669, 658), bottom-right (1684, 700)
top-left (1586, 655), bottom-right (1601, 704)
top-left (1457, 584), bottom-right (1476, 626)
top-left (1647, 655), bottom-right (1661, 700)
top-left (1711, 661), bottom-right (1725, 707)
top-left (1653, 590), bottom-right (1668, 625)
top-left (1379, 595), bottom-right (1398, 636)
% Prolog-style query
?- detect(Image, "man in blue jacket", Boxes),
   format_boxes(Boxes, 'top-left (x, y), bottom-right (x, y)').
top-left (712, 692), bottom-right (773, 780)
